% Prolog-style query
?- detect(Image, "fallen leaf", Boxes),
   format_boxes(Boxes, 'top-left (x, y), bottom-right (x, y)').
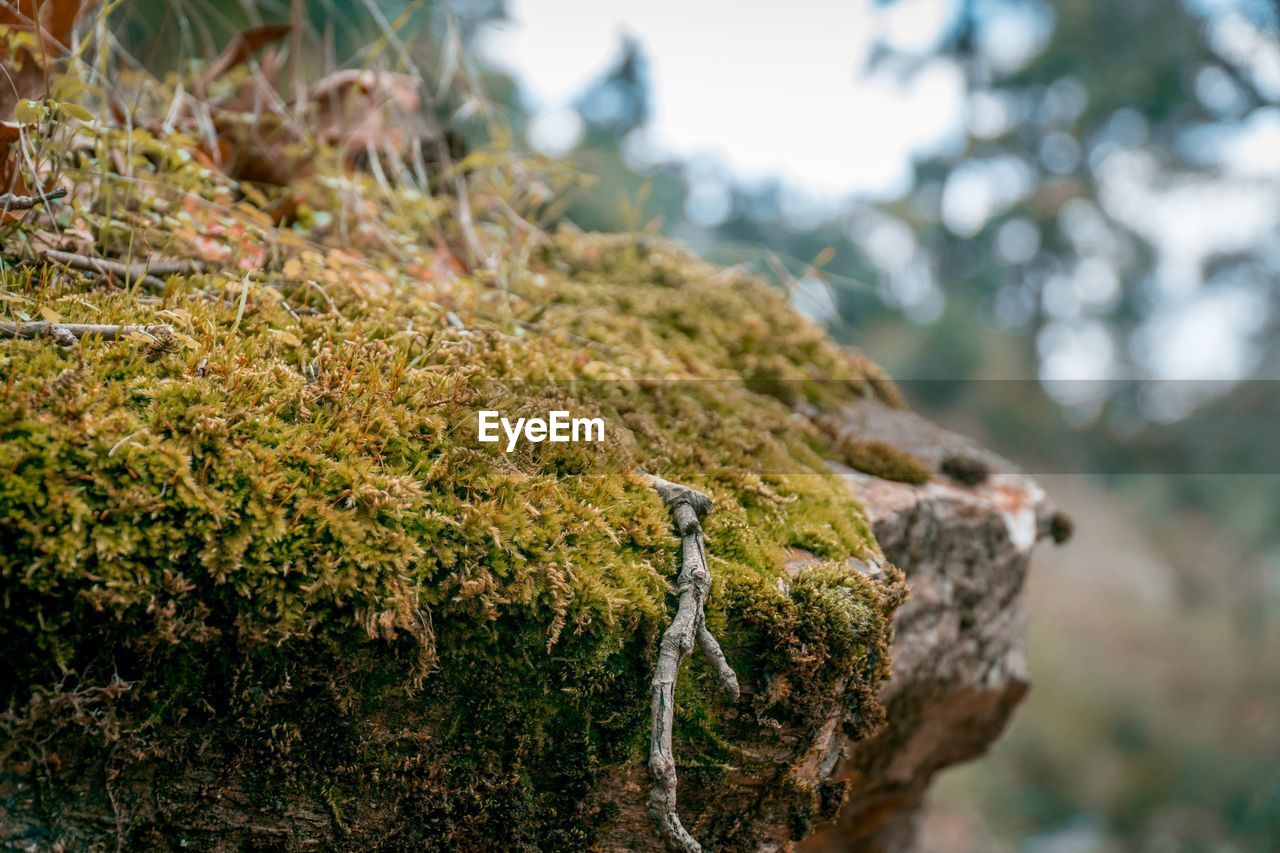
top-left (196, 25), bottom-right (292, 99)
top-left (0, 0), bottom-right (98, 55)
top-left (310, 69), bottom-right (425, 157)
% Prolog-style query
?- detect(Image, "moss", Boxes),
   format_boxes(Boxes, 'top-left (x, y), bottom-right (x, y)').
top-left (941, 453), bottom-right (991, 486)
top-left (1050, 510), bottom-right (1075, 544)
top-left (839, 438), bottom-right (931, 485)
top-left (0, 116), bottom-right (904, 848)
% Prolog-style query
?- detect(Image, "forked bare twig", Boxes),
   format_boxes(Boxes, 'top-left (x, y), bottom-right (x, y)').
top-left (643, 473), bottom-right (739, 852)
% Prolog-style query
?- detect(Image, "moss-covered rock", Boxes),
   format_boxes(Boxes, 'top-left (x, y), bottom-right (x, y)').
top-left (838, 438), bottom-right (931, 485)
top-left (0, 123), bottom-right (904, 849)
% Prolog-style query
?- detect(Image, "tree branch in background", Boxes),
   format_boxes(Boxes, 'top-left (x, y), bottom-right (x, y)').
top-left (643, 473), bottom-right (739, 852)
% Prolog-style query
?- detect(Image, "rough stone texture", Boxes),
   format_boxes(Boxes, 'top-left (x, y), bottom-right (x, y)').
top-left (801, 399), bottom-right (1059, 852)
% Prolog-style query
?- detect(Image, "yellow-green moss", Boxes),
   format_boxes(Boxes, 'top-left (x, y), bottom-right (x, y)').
top-left (839, 438), bottom-right (931, 485)
top-left (0, 121), bottom-right (903, 848)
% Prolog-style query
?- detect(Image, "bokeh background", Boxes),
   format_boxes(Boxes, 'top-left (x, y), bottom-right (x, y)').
top-left (128, 0), bottom-right (1280, 848)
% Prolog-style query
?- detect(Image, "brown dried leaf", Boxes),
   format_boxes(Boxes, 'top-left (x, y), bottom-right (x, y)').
top-left (0, 0), bottom-right (97, 55)
top-left (195, 24), bottom-right (292, 99)
top-left (309, 69), bottom-right (424, 156)
top-left (42, 0), bottom-right (96, 52)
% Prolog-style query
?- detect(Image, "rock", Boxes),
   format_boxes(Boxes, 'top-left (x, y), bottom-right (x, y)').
top-left (0, 208), bottom-right (1060, 849)
top-left (802, 399), bottom-right (1059, 851)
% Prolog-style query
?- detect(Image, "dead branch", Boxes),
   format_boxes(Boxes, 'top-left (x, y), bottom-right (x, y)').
top-left (0, 321), bottom-right (173, 347)
top-left (0, 188), bottom-right (68, 211)
top-left (643, 473), bottom-right (739, 853)
top-left (36, 248), bottom-right (207, 283)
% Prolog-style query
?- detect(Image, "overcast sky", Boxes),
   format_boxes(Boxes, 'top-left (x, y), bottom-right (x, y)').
top-left (478, 0), bottom-right (1051, 200)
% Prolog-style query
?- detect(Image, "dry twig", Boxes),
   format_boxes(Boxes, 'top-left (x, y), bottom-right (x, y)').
top-left (643, 473), bottom-right (739, 852)
top-left (38, 247), bottom-right (207, 276)
top-left (35, 248), bottom-right (207, 292)
top-left (0, 321), bottom-right (173, 348)
top-left (0, 188), bottom-right (69, 212)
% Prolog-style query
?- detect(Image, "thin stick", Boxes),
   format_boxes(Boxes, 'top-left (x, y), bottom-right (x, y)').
top-left (0, 187), bottom-right (68, 211)
top-left (0, 321), bottom-right (173, 347)
top-left (37, 248), bottom-right (207, 279)
top-left (643, 473), bottom-right (739, 853)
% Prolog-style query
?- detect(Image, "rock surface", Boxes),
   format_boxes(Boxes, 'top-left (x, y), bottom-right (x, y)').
top-left (801, 399), bottom-right (1060, 851)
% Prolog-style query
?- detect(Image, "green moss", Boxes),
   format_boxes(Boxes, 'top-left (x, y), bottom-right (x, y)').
top-left (839, 438), bottom-right (931, 485)
top-left (941, 453), bottom-right (991, 486)
top-left (1050, 510), bottom-right (1075, 544)
top-left (0, 121), bottom-right (904, 848)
